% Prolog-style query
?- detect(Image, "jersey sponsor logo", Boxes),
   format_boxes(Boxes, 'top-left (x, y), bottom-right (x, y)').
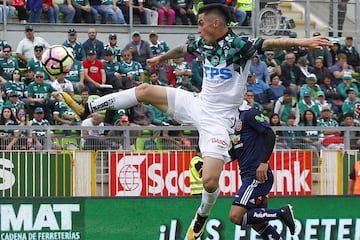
top-left (203, 66), bottom-right (232, 81)
top-left (255, 114), bottom-right (266, 122)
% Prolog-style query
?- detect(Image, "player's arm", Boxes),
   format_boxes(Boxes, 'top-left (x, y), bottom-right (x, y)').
top-left (147, 46), bottom-right (188, 67)
top-left (261, 36), bottom-right (332, 51)
top-left (262, 128), bottom-right (276, 164)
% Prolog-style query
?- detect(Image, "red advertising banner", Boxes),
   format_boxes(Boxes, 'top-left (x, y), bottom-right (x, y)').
top-left (109, 151), bottom-right (312, 197)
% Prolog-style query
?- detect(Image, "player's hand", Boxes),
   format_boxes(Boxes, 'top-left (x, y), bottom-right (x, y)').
top-left (256, 163), bottom-right (269, 183)
top-left (304, 36), bottom-right (332, 50)
top-left (146, 55), bottom-right (163, 68)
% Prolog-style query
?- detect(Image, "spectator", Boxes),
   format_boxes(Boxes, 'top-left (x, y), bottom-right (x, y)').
top-left (315, 91), bottom-right (329, 109)
top-left (26, 45), bottom-right (52, 82)
top-left (51, 73), bottom-right (75, 96)
top-left (342, 87), bottom-right (360, 118)
top-left (82, 28), bottom-right (105, 60)
top-left (102, 0), bottom-right (126, 24)
top-left (89, 0), bottom-right (108, 24)
top-left (29, 107), bottom-right (61, 150)
top-left (312, 57), bottom-right (331, 85)
top-left (148, 0), bottom-right (175, 25)
top-left (273, 87), bottom-right (300, 125)
top-left (282, 113), bottom-right (301, 149)
top-left (225, 0), bottom-right (246, 26)
top-left (103, 50), bottom-right (130, 91)
top-left (53, 99), bottom-right (81, 136)
top-left (171, 57), bottom-right (199, 92)
top-left (15, 107), bottom-right (32, 150)
top-left (318, 104), bottom-right (344, 150)
top-left (27, 71), bottom-right (61, 121)
top-left (269, 74), bottom-right (285, 102)
top-left (264, 50), bottom-right (281, 77)
top-left (124, 31), bottom-right (153, 70)
top-left (149, 31), bottom-right (170, 56)
top-left (280, 52), bottom-right (303, 94)
top-left (320, 74), bottom-right (338, 104)
top-left (4, 70), bottom-right (27, 106)
top-left (299, 109), bottom-right (325, 152)
top-left (0, 0), bottom-right (15, 23)
top-left (269, 113), bottom-right (289, 150)
top-left (340, 36), bottom-right (360, 72)
top-left (81, 112), bottom-right (112, 150)
top-left (329, 37), bottom-right (341, 65)
top-left (21, 67), bottom-right (34, 86)
top-left (4, 91), bottom-right (25, 115)
top-left (0, 44), bottom-right (19, 83)
top-left (104, 33), bottom-right (121, 61)
top-left (331, 93), bottom-right (344, 122)
top-left (42, 0), bottom-right (57, 23)
top-left (244, 89), bottom-right (262, 111)
top-left (117, 0), bottom-right (147, 24)
top-left (298, 91), bottom-right (321, 119)
top-left (72, 0), bottom-right (91, 23)
top-left (307, 32), bottom-right (332, 68)
top-left (340, 112), bottom-right (360, 149)
top-left (299, 74), bottom-right (322, 100)
top-left (170, 0), bottom-right (197, 25)
top-left (246, 72), bottom-right (274, 112)
top-left (63, 29), bottom-right (86, 61)
top-left (0, 107), bottom-right (19, 150)
top-left (330, 53), bottom-right (355, 86)
top-left (82, 50), bottom-right (109, 95)
top-left (120, 49), bottom-right (145, 87)
top-left (337, 73), bottom-right (359, 100)
top-left (250, 54), bottom-right (270, 84)
top-left (16, 25), bottom-right (50, 68)
top-left (53, 0), bottom-right (75, 23)
top-left (66, 58), bottom-right (85, 93)
top-left (150, 61), bottom-right (175, 87)
top-left (297, 56), bottom-right (315, 82)
top-left (12, 0), bottom-right (27, 23)
top-left (189, 146), bottom-right (203, 195)
top-left (286, 32), bottom-right (308, 61)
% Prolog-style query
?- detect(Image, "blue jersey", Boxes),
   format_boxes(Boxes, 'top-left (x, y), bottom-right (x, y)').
top-left (233, 108), bottom-right (272, 178)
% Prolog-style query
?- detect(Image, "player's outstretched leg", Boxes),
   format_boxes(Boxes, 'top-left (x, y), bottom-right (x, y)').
top-left (279, 204), bottom-right (295, 235)
top-left (60, 92), bottom-right (88, 119)
top-left (186, 212), bottom-right (208, 240)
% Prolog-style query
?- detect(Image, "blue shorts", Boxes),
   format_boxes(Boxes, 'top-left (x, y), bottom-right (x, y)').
top-left (232, 171), bottom-right (274, 209)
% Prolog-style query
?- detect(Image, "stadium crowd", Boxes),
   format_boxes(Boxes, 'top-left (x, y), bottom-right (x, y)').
top-left (0, 22), bottom-right (359, 150)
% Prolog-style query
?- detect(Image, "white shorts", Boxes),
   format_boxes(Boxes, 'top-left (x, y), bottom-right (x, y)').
top-left (166, 88), bottom-right (236, 162)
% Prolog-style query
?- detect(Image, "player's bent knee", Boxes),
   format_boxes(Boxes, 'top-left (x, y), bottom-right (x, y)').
top-left (135, 83), bottom-right (151, 102)
top-left (202, 177), bottom-right (218, 193)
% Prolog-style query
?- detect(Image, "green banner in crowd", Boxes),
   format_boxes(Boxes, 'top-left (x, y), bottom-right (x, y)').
top-left (0, 152), bottom-right (72, 197)
top-left (0, 197), bottom-right (359, 240)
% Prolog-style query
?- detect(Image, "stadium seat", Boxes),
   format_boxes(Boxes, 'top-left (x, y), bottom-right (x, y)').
top-left (135, 137), bottom-right (161, 151)
top-left (61, 137), bottom-right (79, 150)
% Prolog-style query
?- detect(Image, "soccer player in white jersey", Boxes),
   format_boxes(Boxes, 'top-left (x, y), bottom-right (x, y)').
top-left (61, 3), bottom-right (332, 239)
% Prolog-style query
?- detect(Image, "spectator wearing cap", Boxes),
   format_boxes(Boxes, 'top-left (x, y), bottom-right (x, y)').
top-left (29, 107), bottom-right (61, 150)
top-left (170, 0), bottom-right (197, 25)
top-left (103, 50), bottom-right (131, 91)
top-left (315, 90), bottom-right (330, 109)
top-left (104, 33), bottom-right (121, 61)
top-left (27, 71), bottom-right (62, 122)
top-left (299, 73), bottom-right (322, 100)
top-left (4, 90), bottom-right (25, 114)
top-left (340, 36), bottom-right (360, 72)
top-left (274, 87), bottom-right (300, 125)
top-left (342, 87), bottom-right (360, 119)
top-left (82, 28), bottom-right (104, 60)
top-left (149, 31), bottom-right (170, 56)
top-left (119, 49), bottom-right (145, 87)
top-left (329, 37), bottom-right (342, 65)
top-left (63, 29), bottom-right (86, 61)
top-left (16, 25), bottom-right (50, 68)
top-left (337, 73), bottom-right (359, 100)
top-left (0, 1), bottom-right (15, 24)
top-left (250, 54), bottom-right (270, 84)
top-left (298, 90), bottom-right (321, 119)
top-left (312, 57), bottom-right (331, 85)
top-left (26, 45), bottom-right (52, 82)
top-left (3, 69), bottom-right (28, 108)
top-left (101, 0), bottom-right (126, 24)
top-left (72, 0), bottom-right (91, 23)
top-left (307, 32), bottom-right (332, 68)
top-left (0, 44), bottom-right (19, 83)
top-left (246, 72), bottom-right (275, 112)
top-left (82, 49), bottom-right (110, 95)
top-left (21, 67), bottom-right (35, 86)
top-left (147, 0), bottom-right (175, 25)
top-left (52, 0), bottom-right (75, 23)
top-left (124, 31), bottom-right (153, 70)
top-left (330, 53), bottom-right (355, 86)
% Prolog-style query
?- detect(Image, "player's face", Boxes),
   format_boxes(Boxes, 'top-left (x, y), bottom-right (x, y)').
top-left (197, 13), bottom-right (217, 44)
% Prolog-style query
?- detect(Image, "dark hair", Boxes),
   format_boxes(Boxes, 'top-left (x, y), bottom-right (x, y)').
top-left (0, 107), bottom-right (18, 125)
top-left (269, 113), bottom-right (281, 126)
top-left (198, 3), bottom-right (231, 24)
top-left (2, 44), bottom-right (11, 51)
top-left (343, 112), bottom-right (354, 119)
top-left (301, 109), bottom-right (317, 126)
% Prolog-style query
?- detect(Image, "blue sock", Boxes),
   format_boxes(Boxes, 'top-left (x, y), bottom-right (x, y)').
top-left (243, 208), bottom-right (281, 225)
top-left (258, 224), bottom-right (282, 240)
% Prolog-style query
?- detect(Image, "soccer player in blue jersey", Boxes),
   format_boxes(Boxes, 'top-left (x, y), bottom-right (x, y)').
top-left (61, 4), bottom-right (331, 239)
top-left (228, 101), bottom-right (295, 239)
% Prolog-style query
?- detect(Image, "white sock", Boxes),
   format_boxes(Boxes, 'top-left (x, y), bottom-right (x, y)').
top-left (197, 187), bottom-right (220, 217)
top-left (88, 88), bottom-right (139, 112)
